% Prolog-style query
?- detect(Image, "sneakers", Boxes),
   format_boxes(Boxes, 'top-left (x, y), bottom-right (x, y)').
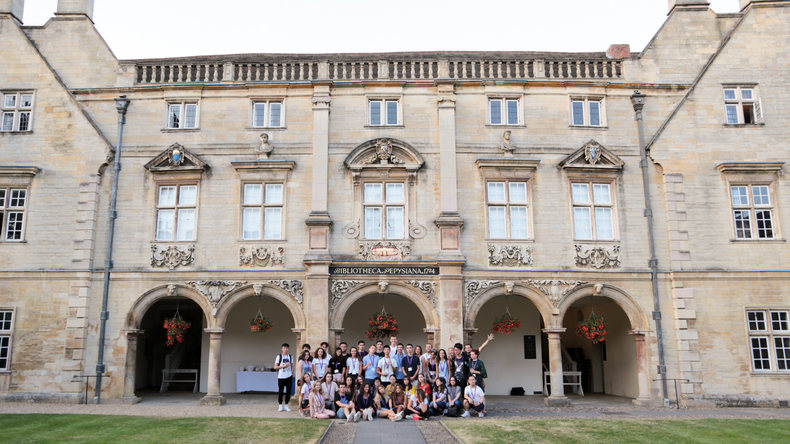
top-left (443, 409), bottom-right (448, 416)
top-left (354, 411), bottom-right (361, 422)
top-left (366, 410), bottom-right (373, 421)
top-left (278, 405), bottom-right (284, 412)
top-left (283, 404), bottom-right (291, 412)
top-left (394, 411), bottom-right (404, 421)
top-left (478, 412), bottom-right (484, 418)
top-left (461, 411), bottom-right (471, 418)
top-left (346, 412), bottom-right (354, 422)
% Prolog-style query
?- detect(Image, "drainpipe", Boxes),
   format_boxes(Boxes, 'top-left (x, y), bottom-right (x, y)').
top-left (630, 92), bottom-right (670, 408)
top-left (94, 95), bottom-right (130, 403)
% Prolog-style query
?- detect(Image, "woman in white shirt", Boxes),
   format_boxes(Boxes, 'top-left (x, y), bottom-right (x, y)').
top-left (346, 347), bottom-right (362, 379)
top-left (320, 373), bottom-right (338, 411)
top-left (298, 373), bottom-right (313, 417)
top-left (312, 347), bottom-right (330, 381)
top-left (309, 383), bottom-right (336, 419)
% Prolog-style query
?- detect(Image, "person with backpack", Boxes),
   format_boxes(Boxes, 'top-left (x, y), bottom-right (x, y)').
top-left (274, 343), bottom-right (293, 412)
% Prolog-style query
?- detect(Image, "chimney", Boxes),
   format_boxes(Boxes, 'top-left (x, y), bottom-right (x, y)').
top-left (606, 44), bottom-right (631, 59)
top-left (0, 0), bottom-right (24, 23)
top-left (55, 0), bottom-right (94, 21)
top-left (668, 0), bottom-right (709, 12)
top-left (740, 0), bottom-right (784, 11)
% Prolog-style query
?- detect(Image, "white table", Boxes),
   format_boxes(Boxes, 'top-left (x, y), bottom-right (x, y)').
top-left (236, 371), bottom-right (280, 393)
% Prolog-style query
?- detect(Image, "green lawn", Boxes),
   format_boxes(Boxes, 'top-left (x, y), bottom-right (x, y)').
top-left (445, 419), bottom-right (790, 444)
top-left (0, 414), bottom-right (327, 444)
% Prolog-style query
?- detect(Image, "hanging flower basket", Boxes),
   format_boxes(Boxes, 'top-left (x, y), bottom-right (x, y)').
top-left (163, 316), bottom-right (191, 346)
top-left (365, 311), bottom-right (398, 341)
top-left (576, 313), bottom-right (607, 344)
top-left (250, 313), bottom-right (273, 333)
top-left (492, 313), bottom-right (521, 334)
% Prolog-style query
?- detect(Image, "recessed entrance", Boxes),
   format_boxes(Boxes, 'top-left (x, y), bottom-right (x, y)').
top-left (340, 293), bottom-right (426, 347)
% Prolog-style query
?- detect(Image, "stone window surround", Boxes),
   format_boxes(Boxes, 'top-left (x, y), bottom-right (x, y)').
top-left (163, 99), bottom-right (200, 131)
top-left (568, 179), bottom-right (618, 242)
top-left (486, 95), bottom-right (523, 127)
top-left (365, 95), bottom-right (403, 127)
top-left (153, 180), bottom-right (200, 243)
top-left (249, 97), bottom-right (286, 129)
top-left (0, 308), bottom-right (15, 372)
top-left (717, 162), bottom-right (784, 242)
top-left (0, 166), bottom-right (40, 243)
top-left (361, 180), bottom-right (407, 241)
top-left (745, 307), bottom-right (790, 374)
top-left (232, 160), bottom-right (295, 242)
top-left (568, 95), bottom-right (606, 128)
top-left (476, 158), bottom-right (539, 242)
top-left (1, 90), bottom-right (34, 133)
top-left (722, 83), bottom-right (762, 126)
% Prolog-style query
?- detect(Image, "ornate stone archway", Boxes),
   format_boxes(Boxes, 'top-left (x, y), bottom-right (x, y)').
top-left (464, 281), bottom-right (554, 331)
top-left (214, 282), bottom-right (306, 330)
top-left (122, 284), bottom-right (212, 404)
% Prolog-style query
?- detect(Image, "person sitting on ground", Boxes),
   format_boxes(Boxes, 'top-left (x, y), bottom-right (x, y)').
top-left (447, 376), bottom-right (463, 412)
top-left (320, 373), bottom-right (338, 411)
top-left (309, 382), bottom-right (336, 419)
top-left (356, 382), bottom-right (376, 421)
top-left (416, 373), bottom-right (432, 397)
top-left (390, 383), bottom-right (406, 421)
top-left (406, 389), bottom-right (431, 420)
top-left (298, 372), bottom-right (313, 417)
top-left (334, 382), bottom-right (358, 422)
top-left (344, 375), bottom-right (356, 402)
top-left (386, 375), bottom-right (398, 395)
top-left (430, 376), bottom-right (448, 416)
top-left (402, 376), bottom-right (416, 397)
top-left (375, 384), bottom-right (398, 420)
top-left (462, 375), bottom-right (486, 418)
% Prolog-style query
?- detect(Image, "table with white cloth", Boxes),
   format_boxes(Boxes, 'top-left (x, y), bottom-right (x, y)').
top-left (235, 371), bottom-right (280, 393)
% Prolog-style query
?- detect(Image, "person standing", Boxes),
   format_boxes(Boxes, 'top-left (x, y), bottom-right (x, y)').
top-left (468, 349), bottom-right (488, 391)
top-left (362, 345), bottom-right (380, 386)
top-left (329, 347), bottom-right (346, 383)
top-left (357, 340), bottom-right (367, 358)
top-left (450, 343), bottom-right (468, 390)
top-left (274, 343), bottom-right (293, 412)
top-left (393, 343), bottom-right (406, 385)
top-left (374, 340), bottom-right (385, 357)
top-left (437, 349), bottom-right (450, 383)
top-left (346, 347), bottom-right (362, 380)
top-left (312, 347), bottom-right (330, 381)
top-left (462, 375), bottom-right (486, 418)
top-left (401, 344), bottom-right (420, 381)
top-left (376, 345), bottom-right (397, 385)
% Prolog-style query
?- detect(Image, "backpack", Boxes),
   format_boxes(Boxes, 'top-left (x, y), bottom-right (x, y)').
top-left (446, 405), bottom-right (460, 417)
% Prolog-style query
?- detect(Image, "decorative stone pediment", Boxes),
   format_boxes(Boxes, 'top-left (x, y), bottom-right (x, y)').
top-left (575, 244), bottom-right (620, 269)
top-left (523, 279), bottom-right (587, 308)
top-left (186, 280), bottom-right (247, 308)
top-left (487, 243), bottom-right (533, 267)
top-left (344, 138), bottom-right (425, 182)
top-left (559, 140), bottom-right (624, 173)
top-left (145, 143), bottom-right (209, 174)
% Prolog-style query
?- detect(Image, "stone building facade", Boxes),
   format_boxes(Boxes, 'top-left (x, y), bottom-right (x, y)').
top-left (0, 0), bottom-right (788, 407)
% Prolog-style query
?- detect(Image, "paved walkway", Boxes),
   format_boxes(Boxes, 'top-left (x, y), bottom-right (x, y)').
top-left (353, 419), bottom-right (424, 444)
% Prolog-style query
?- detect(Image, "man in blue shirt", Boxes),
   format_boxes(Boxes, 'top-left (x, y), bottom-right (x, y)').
top-left (393, 343), bottom-right (406, 384)
top-left (362, 344), bottom-right (380, 386)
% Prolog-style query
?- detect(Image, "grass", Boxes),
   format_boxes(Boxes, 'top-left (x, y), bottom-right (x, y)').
top-left (445, 419), bottom-right (790, 444)
top-left (0, 414), bottom-right (328, 444)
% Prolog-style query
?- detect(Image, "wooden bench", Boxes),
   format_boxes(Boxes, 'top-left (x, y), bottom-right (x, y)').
top-left (160, 369), bottom-right (199, 393)
top-left (543, 371), bottom-right (584, 396)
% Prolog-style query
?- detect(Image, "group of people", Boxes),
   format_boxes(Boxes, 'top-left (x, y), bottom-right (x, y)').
top-left (273, 334), bottom-right (493, 421)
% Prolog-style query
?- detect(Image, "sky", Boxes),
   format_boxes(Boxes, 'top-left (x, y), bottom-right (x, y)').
top-left (19, 0), bottom-right (740, 59)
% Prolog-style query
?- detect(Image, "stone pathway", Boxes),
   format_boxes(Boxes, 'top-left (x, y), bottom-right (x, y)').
top-left (353, 418), bottom-right (426, 444)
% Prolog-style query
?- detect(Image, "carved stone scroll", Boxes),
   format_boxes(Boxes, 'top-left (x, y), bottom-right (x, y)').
top-left (523, 279), bottom-right (587, 308)
top-left (151, 244), bottom-right (195, 270)
top-left (464, 280), bottom-right (499, 311)
top-left (358, 241), bottom-right (411, 261)
top-left (342, 220), bottom-right (361, 239)
top-left (239, 245), bottom-right (284, 267)
top-left (409, 222), bottom-right (427, 239)
top-left (268, 280), bottom-right (304, 306)
top-left (330, 280), bottom-right (365, 311)
top-left (487, 243), bottom-right (533, 267)
top-left (406, 280), bottom-right (437, 308)
top-left (574, 244), bottom-right (620, 269)
top-left (185, 280), bottom-right (247, 307)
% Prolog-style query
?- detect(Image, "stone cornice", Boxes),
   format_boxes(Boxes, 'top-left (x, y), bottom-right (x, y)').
top-left (716, 161), bottom-right (785, 174)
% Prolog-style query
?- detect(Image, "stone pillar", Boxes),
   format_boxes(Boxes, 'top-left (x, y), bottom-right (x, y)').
top-left (122, 330), bottom-right (143, 404)
top-left (56, 0), bottom-right (94, 20)
top-left (329, 328), bottom-right (344, 351)
top-left (631, 330), bottom-right (653, 406)
top-left (543, 328), bottom-right (571, 407)
top-left (305, 83), bottom-right (333, 262)
top-left (304, 261), bottom-right (330, 347)
top-left (200, 329), bottom-right (226, 406)
top-left (440, 264), bottom-right (464, 351)
top-left (434, 80), bottom-right (465, 262)
top-left (0, 0), bottom-right (24, 22)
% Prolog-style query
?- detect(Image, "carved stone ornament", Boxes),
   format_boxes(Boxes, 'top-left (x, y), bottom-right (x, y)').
top-left (524, 279), bottom-right (588, 308)
top-left (584, 140), bottom-right (603, 164)
top-left (186, 280), bottom-right (247, 307)
top-left (342, 220), bottom-right (361, 239)
top-left (253, 283), bottom-right (264, 297)
top-left (269, 280), bottom-right (304, 306)
top-left (168, 143), bottom-right (185, 166)
top-left (504, 282), bottom-right (515, 295)
top-left (378, 281), bottom-right (389, 293)
top-left (358, 241), bottom-right (411, 261)
top-left (362, 139), bottom-right (405, 165)
top-left (408, 222), bottom-right (427, 239)
top-left (256, 133), bottom-right (274, 159)
top-left (239, 245), bottom-right (284, 267)
top-left (330, 280), bottom-right (365, 311)
top-left (464, 280), bottom-right (500, 311)
top-left (167, 284), bottom-right (178, 296)
top-left (593, 283), bottom-right (604, 296)
top-left (500, 130), bottom-right (516, 157)
top-left (574, 244), bottom-right (621, 269)
top-left (151, 244), bottom-right (195, 270)
top-left (487, 243), bottom-right (533, 267)
top-left (407, 280), bottom-right (437, 307)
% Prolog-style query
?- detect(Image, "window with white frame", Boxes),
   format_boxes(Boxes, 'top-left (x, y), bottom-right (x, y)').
top-left (1, 92), bottom-right (33, 132)
top-left (368, 99), bottom-right (399, 126)
top-left (155, 184), bottom-right (198, 241)
top-left (724, 86), bottom-right (763, 125)
top-left (486, 181), bottom-right (530, 239)
top-left (570, 98), bottom-right (605, 127)
top-left (252, 101), bottom-right (284, 128)
top-left (363, 182), bottom-right (405, 239)
top-left (730, 184), bottom-right (776, 240)
top-left (241, 183), bottom-right (284, 240)
top-left (166, 102), bottom-right (198, 129)
top-left (746, 309), bottom-right (790, 372)
top-left (571, 182), bottom-right (615, 240)
top-left (0, 310), bottom-right (12, 371)
top-left (0, 188), bottom-right (28, 242)
top-left (488, 98), bottom-right (520, 125)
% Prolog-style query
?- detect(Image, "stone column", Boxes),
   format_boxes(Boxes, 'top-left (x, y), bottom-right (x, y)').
top-left (631, 330), bottom-right (653, 406)
top-left (305, 84), bottom-right (333, 259)
top-left (122, 329), bottom-right (143, 405)
top-left (200, 328), bottom-right (226, 406)
top-left (439, 263), bottom-right (464, 351)
top-left (543, 328), bottom-right (571, 406)
top-left (434, 80), bottom-right (465, 262)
